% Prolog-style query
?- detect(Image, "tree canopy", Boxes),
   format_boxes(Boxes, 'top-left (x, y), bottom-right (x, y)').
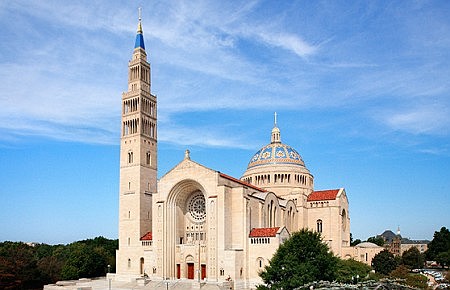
top-left (257, 229), bottom-right (338, 290)
top-left (401, 247), bottom-right (424, 269)
top-left (335, 258), bottom-right (371, 283)
top-left (372, 249), bottom-right (398, 275)
top-left (366, 236), bottom-right (385, 247)
top-left (0, 237), bottom-right (117, 289)
top-left (426, 226), bottom-right (450, 267)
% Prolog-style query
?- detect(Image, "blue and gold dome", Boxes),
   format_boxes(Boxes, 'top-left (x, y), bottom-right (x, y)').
top-left (247, 118), bottom-right (305, 169)
top-left (247, 142), bottom-right (305, 169)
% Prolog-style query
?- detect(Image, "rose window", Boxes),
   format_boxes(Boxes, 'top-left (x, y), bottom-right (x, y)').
top-left (187, 192), bottom-right (206, 222)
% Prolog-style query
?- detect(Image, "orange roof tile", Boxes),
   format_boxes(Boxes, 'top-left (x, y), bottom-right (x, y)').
top-left (307, 189), bottom-right (340, 201)
top-left (219, 173), bottom-right (266, 192)
top-left (249, 227), bottom-right (280, 237)
top-left (140, 231), bottom-right (152, 240)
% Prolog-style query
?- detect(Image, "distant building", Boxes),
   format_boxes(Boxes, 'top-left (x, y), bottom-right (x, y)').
top-left (378, 229), bottom-right (429, 256)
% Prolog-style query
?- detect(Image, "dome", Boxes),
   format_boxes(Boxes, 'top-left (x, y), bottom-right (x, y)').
top-left (246, 117), bottom-right (305, 169)
top-left (241, 114), bottom-right (313, 196)
top-left (355, 242), bottom-right (382, 248)
top-left (247, 142), bottom-right (305, 169)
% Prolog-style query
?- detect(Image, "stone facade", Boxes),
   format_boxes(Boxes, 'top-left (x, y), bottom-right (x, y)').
top-left (115, 18), bottom-right (353, 289)
top-left (342, 242), bottom-right (384, 266)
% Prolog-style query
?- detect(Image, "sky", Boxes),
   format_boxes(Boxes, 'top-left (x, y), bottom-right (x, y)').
top-left (0, 0), bottom-right (449, 245)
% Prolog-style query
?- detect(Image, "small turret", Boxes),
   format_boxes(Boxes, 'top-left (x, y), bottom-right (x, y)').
top-left (271, 112), bottom-right (281, 143)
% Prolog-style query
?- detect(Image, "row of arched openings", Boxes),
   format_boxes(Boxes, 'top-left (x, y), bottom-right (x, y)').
top-left (129, 65), bottom-right (150, 83)
top-left (244, 173), bottom-right (313, 187)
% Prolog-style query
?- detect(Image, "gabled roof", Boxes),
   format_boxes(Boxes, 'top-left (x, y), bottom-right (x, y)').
top-left (307, 189), bottom-right (340, 201)
top-left (140, 231), bottom-right (152, 240)
top-left (219, 172), bottom-right (266, 192)
top-left (249, 227), bottom-right (280, 238)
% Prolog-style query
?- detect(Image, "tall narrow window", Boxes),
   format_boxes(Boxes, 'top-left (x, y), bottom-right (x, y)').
top-left (146, 152), bottom-right (151, 165)
top-left (128, 151), bottom-right (133, 163)
top-left (317, 219), bottom-right (323, 233)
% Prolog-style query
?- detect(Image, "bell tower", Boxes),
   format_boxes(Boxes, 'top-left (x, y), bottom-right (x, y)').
top-left (117, 9), bottom-right (157, 275)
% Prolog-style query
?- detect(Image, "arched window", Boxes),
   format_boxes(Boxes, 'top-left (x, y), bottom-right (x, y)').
top-left (317, 219), bottom-right (323, 233)
top-left (342, 209), bottom-right (347, 231)
top-left (128, 258), bottom-right (131, 268)
top-left (257, 258), bottom-right (264, 268)
top-left (128, 151), bottom-right (133, 163)
top-left (146, 152), bottom-right (151, 165)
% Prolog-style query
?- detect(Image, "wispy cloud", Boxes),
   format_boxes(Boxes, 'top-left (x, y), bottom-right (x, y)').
top-left (380, 104), bottom-right (450, 135)
top-left (0, 0), bottom-right (449, 151)
top-left (253, 31), bottom-right (317, 57)
top-left (159, 124), bottom-right (251, 149)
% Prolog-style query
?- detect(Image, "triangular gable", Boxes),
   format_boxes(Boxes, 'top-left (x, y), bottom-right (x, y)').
top-left (159, 154), bottom-right (216, 181)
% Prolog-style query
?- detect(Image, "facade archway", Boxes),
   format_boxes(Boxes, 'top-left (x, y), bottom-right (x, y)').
top-left (165, 180), bottom-right (208, 280)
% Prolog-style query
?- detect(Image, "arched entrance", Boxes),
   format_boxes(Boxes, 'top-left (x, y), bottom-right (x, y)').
top-left (165, 180), bottom-right (208, 280)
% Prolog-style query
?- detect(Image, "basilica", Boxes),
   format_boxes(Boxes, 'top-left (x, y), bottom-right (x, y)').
top-left (114, 17), bottom-right (354, 289)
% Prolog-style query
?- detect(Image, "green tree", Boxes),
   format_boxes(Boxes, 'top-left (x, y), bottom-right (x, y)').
top-left (390, 265), bottom-right (428, 289)
top-left (257, 229), bottom-right (338, 290)
top-left (0, 242), bottom-right (41, 289)
top-left (372, 249), bottom-right (397, 275)
top-left (350, 233), bottom-right (362, 246)
top-left (436, 250), bottom-right (450, 268)
top-left (0, 237), bottom-right (118, 289)
top-left (426, 227), bottom-right (450, 262)
top-left (351, 239), bottom-right (362, 246)
top-left (61, 243), bottom-right (109, 280)
top-left (401, 247), bottom-right (424, 269)
top-left (335, 259), bottom-right (371, 283)
top-left (367, 236), bottom-right (385, 247)
top-left (390, 264), bottom-right (409, 279)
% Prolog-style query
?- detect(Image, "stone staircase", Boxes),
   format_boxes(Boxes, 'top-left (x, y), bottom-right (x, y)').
top-left (141, 279), bottom-right (232, 290)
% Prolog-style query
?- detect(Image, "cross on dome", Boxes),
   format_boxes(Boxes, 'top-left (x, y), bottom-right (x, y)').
top-left (271, 112), bottom-right (281, 143)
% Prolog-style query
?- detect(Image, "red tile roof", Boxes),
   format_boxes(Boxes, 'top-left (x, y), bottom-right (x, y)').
top-left (140, 231), bottom-right (152, 240)
top-left (249, 227), bottom-right (280, 237)
top-left (219, 173), bottom-right (266, 192)
top-left (307, 189), bottom-right (340, 201)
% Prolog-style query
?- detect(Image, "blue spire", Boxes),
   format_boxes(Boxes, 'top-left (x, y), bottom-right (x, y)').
top-left (134, 8), bottom-right (145, 50)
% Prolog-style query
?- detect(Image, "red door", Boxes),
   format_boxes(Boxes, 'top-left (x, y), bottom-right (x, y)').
top-left (201, 264), bottom-right (206, 280)
top-left (187, 263), bottom-right (194, 279)
top-left (176, 264), bottom-right (181, 279)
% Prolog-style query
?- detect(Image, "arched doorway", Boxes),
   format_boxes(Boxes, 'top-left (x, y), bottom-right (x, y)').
top-left (166, 180), bottom-right (208, 280)
top-left (185, 255), bottom-right (195, 279)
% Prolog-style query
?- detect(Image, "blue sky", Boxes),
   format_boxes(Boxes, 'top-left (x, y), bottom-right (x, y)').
top-left (0, 1), bottom-right (449, 245)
